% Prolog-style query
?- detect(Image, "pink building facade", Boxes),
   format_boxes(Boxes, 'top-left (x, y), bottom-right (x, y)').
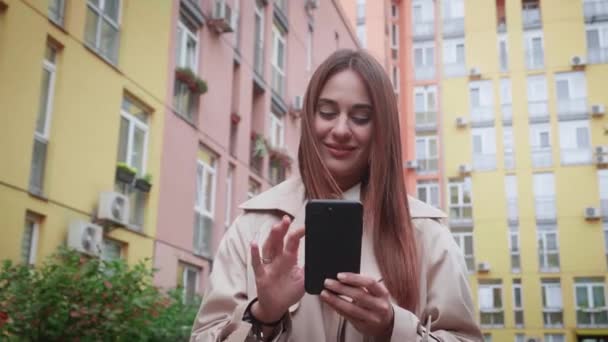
top-left (154, 0), bottom-right (358, 301)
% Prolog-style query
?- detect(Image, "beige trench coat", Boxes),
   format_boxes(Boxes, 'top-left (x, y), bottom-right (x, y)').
top-left (191, 177), bottom-right (483, 341)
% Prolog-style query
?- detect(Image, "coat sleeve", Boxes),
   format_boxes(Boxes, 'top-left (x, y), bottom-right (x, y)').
top-left (190, 215), bottom-right (293, 342)
top-left (389, 219), bottom-right (483, 342)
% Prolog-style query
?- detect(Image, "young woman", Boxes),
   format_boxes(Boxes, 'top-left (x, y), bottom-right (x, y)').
top-left (191, 50), bottom-right (482, 342)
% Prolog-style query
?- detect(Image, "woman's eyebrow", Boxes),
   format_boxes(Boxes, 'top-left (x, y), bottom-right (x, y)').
top-left (317, 98), bottom-right (372, 110)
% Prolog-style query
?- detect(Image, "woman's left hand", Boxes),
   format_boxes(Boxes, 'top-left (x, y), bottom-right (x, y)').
top-left (320, 272), bottom-right (394, 338)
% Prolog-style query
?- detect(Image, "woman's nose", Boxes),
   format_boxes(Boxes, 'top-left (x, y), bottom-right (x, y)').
top-left (331, 113), bottom-right (352, 141)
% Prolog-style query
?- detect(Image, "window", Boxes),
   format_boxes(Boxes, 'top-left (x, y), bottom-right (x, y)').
top-left (414, 86), bottom-right (437, 128)
top-left (269, 161), bottom-right (286, 185)
top-left (472, 127), bottom-right (497, 171)
top-left (253, 0), bottom-right (265, 76)
top-left (558, 120), bottom-right (592, 165)
top-left (575, 278), bottom-right (608, 327)
top-left (509, 229), bottom-right (521, 272)
top-left (499, 35), bottom-right (508, 72)
top-left (534, 172), bottom-right (556, 222)
top-left (541, 279), bottom-right (564, 327)
top-left (21, 214), bottom-right (41, 265)
top-left (469, 80), bottom-right (494, 123)
top-left (522, 1), bottom-right (541, 28)
top-left (391, 66), bottom-right (399, 92)
top-left (544, 335), bottom-right (565, 342)
top-left (605, 223), bottom-right (608, 268)
top-left (538, 226), bottom-right (560, 272)
top-left (391, 23), bottom-right (398, 49)
top-left (48, 0), bottom-right (65, 25)
top-left (417, 180), bottom-right (440, 208)
top-left (479, 281), bottom-right (504, 328)
top-left (448, 178), bottom-right (473, 223)
top-left (247, 178), bottom-right (261, 200)
top-left (413, 42), bottom-right (435, 80)
top-left (452, 229), bottom-right (475, 272)
top-left (225, 165), bottom-right (234, 228)
top-left (232, 0), bottom-right (240, 49)
top-left (173, 17), bottom-right (200, 122)
top-left (500, 78), bottom-right (513, 123)
top-left (271, 23), bottom-right (286, 98)
top-left (586, 23), bottom-right (608, 64)
top-left (229, 121), bottom-right (238, 157)
top-left (524, 31), bottom-right (544, 70)
top-left (530, 123), bottom-right (552, 168)
top-left (443, 38), bottom-right (466, 77)
top-left (269, 112), bottom-right (284, 148)
top-left (356, 0), bottom-right (366, 22)
top-left (443, 0), bottom-right (464, 20)
top-left (515, 334), bottom-right (525, 342)
top-left (30, 44), bottom-right (58, 195)
top-left (415, 136), bottom-right (438, 173)
top-left (181, 263), bottom-right (201, 305)
top-left (504, 126), bottom-right (515, 169)
top-left (84, 0), bottom-right (121, 64)
top-left (554, 72), bottom-right (587, 118)
top-left (505, 175), bottom-right (518, 221)
top-left (357, 24), bottom-right (366, 47)
top-left (306, 25), bottom-right (313, 72)
top-left (483, 334), bottom-right (492, 342)
top-left (513, 279), bottom-right (524, 327)
top-left (442, 0), bottom-right (464, 36)
top-left (194, 149), bottom-right (217, 258)
top-left (101, 238), bottom-right (123, 261)
top-left (412, 0), bottom-right (435, 38)
top-left (527, 75), bottom-right (548, 120)
top-left (392, 3), bottom-right (398, 18)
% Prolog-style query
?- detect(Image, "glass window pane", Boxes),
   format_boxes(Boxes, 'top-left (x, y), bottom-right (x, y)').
top-left (415, 49), bottom-right (423, 66)
top-left (556, 80), bottom-right (569, 99)
top-left (596, 310), bottom-right (608, 324)
top-left (548, 253), bottom-right (559, 268)
top-left (100, 19), bottom-right (119, 62)
top-left (578, 310), bottom-right (592, 325)
top-left (493, 287), bottom-right (502, 308)
top-left (117, 117), bottom-right (129, 163)
top-left (21, 219), bottom-right (35, 263)
top-left (464, 235), bottom-right (473, 254)
top-left (103, 0), bottom-right (120, 22)
top-left (131, 126), bottom-right (145, 174)
top-left (576, 286), bottom-right (589, 307)
top-left (30, 139), bottom-right (47, 193)
top-left (576, 127), bottom-right (590, 148)
top-left (593, 285), bottom-right (606, 307)
top-left (587, 30), bottom-right (600, 49)
top-left (85, 7), bottom-right (100, 46)
top-left (204, 170), bottom-right (214, 212)
top-left (36, 69), bottom-right (52, 135)
top-left (418, 187), bottom-right (427, 202)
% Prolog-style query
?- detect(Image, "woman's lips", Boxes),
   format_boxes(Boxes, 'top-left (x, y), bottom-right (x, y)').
top-left (325, 144), bottom-right (355, 159)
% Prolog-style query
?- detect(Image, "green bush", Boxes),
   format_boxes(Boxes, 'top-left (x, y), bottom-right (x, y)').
top-left (0, 248), bottom-right (200, 341)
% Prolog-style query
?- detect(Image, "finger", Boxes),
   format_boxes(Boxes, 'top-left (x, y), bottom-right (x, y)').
top-left (337, 273), bottom-right (388, 297)
top-left (324, 279), bottom-right (380, 310)
top-left (262, 218), bottom-right (290, 258)
top-left (320, 290), bottom-right (374, 323)
top-left (284, 226), bottom-right (305, 255)
top-left (250, 242), bottom-right (265, 277)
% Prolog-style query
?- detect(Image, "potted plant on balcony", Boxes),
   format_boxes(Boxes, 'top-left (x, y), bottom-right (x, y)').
top-left (116, 162), bottom-right (137, 184)
top-left (268, 147), bottom-right (293, 169)
top-left (250, 133), bottom-right (269, 159)
top-left (135, 173), bottom-right (152, 193)
top-left (175, 67), bottom-right (208, 96)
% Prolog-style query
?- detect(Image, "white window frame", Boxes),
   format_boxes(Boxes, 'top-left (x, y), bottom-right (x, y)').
top-left (499, 34), bottom-right (508, 72)
top-left (558, 120), bottom-right (592, 165)
top-left (530, 123), bottom-right (552, 168)
top-left (575, 280), bottom-right (608, 327)
top-left (101, 238), bottom-right (123, 261)
top-left (357, 23), bottom-right (366, 48)
top-left (391, 3), bottom-right (398, 19)
top-left (443, 38), bottom-right (466, 77)
top-left (479, 282), bottom-right (504, 328)
top-left (269, 112), bottom-right (284, 148)
top-left (448, 179), bottom-right (473, 221)
top-left (391, 65), bottom-right (399, 92)
top-left (524, 30), bottom-right (545, 70)
top-left (225, 166), bottom-right (234, 228)
top-left (232, 0), bottom-right (241, 49)
top-left (443, 0), bottom-right (464, 19)
top-left (415, 136), bottom-right (438, 173)
top-left (544, 334), bottom-right (565, 342)
top-left (542, 280), bottom-right (564, 328)
top-left (48, 0), bottom-right (65, 25)
top-left (472, 127), bottom-right (497, 171)
top-left (194, 158), bottom-right (217, 257)
top-left (391, 23), bottom-right (399, 49)
top-left (176, 18), bottom-right (199, 71)
top-left (604, 222), bottom-right (608, 268)
top-left (306, 26), bottom-right (313, 72)
top-left (417, 180), bottom-right (440, 208)
top-left (22, 215), bottom-right (40, 265)
top-left (254, 0), bottom-right (265, 74)
top-left (452, 231), bottom-right (475, 273)
top-left (469, 80), bottom-right (494, 122)
top-left (554, 72), bottom-right (587, 118)
top-left (586, 23), bottom-right (608, 63)
top-left (182, 264), bottom-right (201, 304)
top-left (503, 126), bottom-right (515, 169)
top-left (527, 74), bottom-right (548, 120)
top-left (413, 41), bottom-right (435, 80)
top-left (85, 0), bottom-right (121, 63)
top-left (513, 281), bottom-right (524, 327)
top-left (119, 105), bottom-right (149, 176)
top-left (271, 23), bottom-right (286, 96)
top-left (509, 230), bottom-right (521, 273)
top-left (538, 229), bottom-right (560, 272)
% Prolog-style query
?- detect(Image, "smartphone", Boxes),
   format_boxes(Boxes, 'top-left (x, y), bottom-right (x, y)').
top-left (304, 199), bottom-right (363, 295)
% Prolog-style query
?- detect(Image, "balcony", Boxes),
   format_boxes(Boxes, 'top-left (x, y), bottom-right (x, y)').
top-left (526, 50), bottom-right (545, 70)
top-left (560, 147), bottom-right (593, 165)
top-left (589, 46), bottom-right (608, 64)
top-left (271, 65), bottom-right (285, 99)
top-left (443, 17), bottom-right (464, 37)
top-left (417, 158), bottom-right (439, 174)
top-left (532, 146), bottom-right (552, 168)
top-left (444, 63), bottom-right (467, 78)
top-left (522, 5), bottom-right (542, 30)
top-left (557, 98), bottom-right (588, 120)
top-left (507, 198), bottom-right (518, 223)
top-left (415, 111), bottom-right (438, 132)
top-left (584, 0), bottom-right (608, 22)
top-left (471, 106), bottom-right (494, 125)
top-left (502, 104), bottom-right (513, 125)
top-left (505, 151), bottom-right (516, 170)
top-left (449, 206), bottom-right (473, 227)
top-left (528, 100), bottom-right (549, 122)
top-left (473, 154), bottom-right (497, 171)
top-left (415, 65), bottom-right (436, 81)
top-left (413, 21), bottom-right (435, 40)
top-left (535, 196), bottom-right (556, 221)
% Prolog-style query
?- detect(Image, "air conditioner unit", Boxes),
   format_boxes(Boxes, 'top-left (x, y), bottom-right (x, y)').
top-left (68, 220), bottom-right (103, 256)
top-left (459, 164), bottom-right (472, 175)
top-left (456, 116), bottom-right (468, 128)
top-left (477, 261), bottom-right (491, 273)
top-left (210, 0), bottom-right (234, 34)
top-left (469, 67), bottom-right (481, 77)
top-left (585, 207), bottom-right (601, 220)
top-left (592, 104), bottom-right (605, 116)
top-left (596, 145), bottom-right (608, 155)
top-left (598, 155), bottom-right (608, 165)
top-left (571, 55), bottom-right (587, 67)
top-left (98, 192), bottom-right (129, 226)
top-left (292, 95), bottom-right (304, 112)
top-left (405, 160), bottom-right (419, 169)
top-left (305, 0), bottom-right (319, 9)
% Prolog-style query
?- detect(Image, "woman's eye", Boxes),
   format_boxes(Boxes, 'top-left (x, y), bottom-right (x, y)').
top-left (318, 109), bottom-right (337, 118)
top-left (351, 114), bottom-right (371, 125)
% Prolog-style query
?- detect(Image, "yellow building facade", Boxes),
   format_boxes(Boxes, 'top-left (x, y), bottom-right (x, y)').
top-left (0, 0), bottom-right (171, 266)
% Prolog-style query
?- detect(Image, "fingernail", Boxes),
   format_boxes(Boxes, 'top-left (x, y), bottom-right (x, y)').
top-left (337, 273), bottom-right (346, 280)
top-left (324, 279), bottom-right (332, 286)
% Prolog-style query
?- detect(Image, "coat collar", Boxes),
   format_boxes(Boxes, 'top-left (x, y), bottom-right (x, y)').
top-left (239, 176), bottom-right (447, 219)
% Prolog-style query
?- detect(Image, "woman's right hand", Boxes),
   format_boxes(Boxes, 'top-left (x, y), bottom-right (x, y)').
top-left (250, 215), bottom-right (306, 323)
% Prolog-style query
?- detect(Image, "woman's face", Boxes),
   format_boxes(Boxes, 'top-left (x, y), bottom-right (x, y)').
top-left (313, 69), bottom-right (374, 189)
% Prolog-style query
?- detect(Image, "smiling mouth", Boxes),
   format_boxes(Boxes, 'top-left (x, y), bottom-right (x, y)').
top-left (324, 144), bottom-right (356, 158)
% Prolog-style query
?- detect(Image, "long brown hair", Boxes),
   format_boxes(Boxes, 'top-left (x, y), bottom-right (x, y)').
top-left (298, 49), bottom-right (419, 311)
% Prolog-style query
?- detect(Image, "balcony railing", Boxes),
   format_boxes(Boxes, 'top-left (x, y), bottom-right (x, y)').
top-left (507, 198), bottom-right (518, 222)
top-left (449, 205), bottom-right (473, 227)
top-left (557, 98), bottom-right (587, 119)
top-left (417, 158), bottom-right (439, 173)
top-left (584, 0), bottom-right (608, 22)
top-left (522, 5), bottom-right (542, 29)
top-left (415, 111), bottom-right (437, 130)
top-left (535, 196), bottom-right (556, 221)
top-left (473, 154), bottom-right (496, 171)
top-left (415, 65), bottom-right (436, 80)
top-left (505, 151), bottom-right (516, 170)
top-left (443, 17), bottom-right (464, 37)
top-left (526, 50), bottom-right (545, 70)
top-left (502, 104), bottom-right (513, 124)
top-left (528, 100), bottom-right (549, 121)
top-left (532, 146), bottom-right (552, 168)
top-left (588, 46), bottom-right (608, 64)
top-left (561, 147), bottom-right (593, 165)
top-left (444, 63), bottom-right (467, 77)
top-left (601, 198), bottom-right (608, 218)
top-left (471, 106), bottom-right (494, 124)
top-left (413, 21), bottom-right (434, 40)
